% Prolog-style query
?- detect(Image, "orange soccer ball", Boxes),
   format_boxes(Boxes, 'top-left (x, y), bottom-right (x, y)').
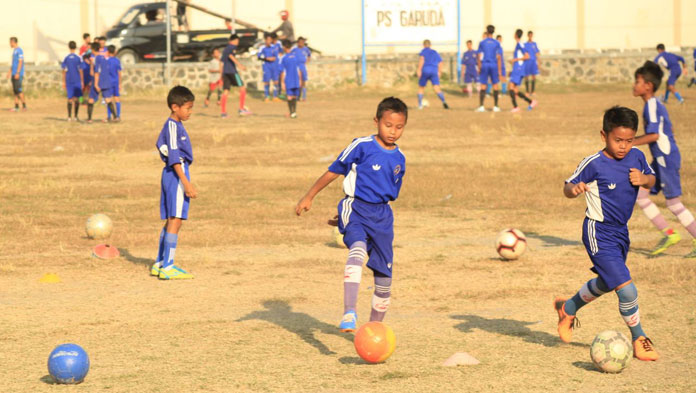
top-left (354, 322), bottom-right (396, 363)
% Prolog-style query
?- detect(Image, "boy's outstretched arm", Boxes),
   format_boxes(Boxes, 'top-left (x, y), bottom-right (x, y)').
top-left (633, 133), bottom-right (658, 146)
top-left (296, 171), bottom-right (340, 215)
top-left (564, 182), bottom-right (589, 198)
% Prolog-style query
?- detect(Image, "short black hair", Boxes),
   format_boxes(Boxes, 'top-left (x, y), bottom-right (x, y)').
top-left (229, 33), bottom-right (239, 41)
top-left (656, 43), bottom-right (665, 51)
top-left (515, 29), bottom-right (523, 39)
top-left (167, 85), bottom-right (195, 109)
top-left (91, 42), bottom-right (100, 51)
top-left (376, 97), bottom-right (408, 122)
top-left (69, 41), bottom-right (77, 49)
top-left (82, 53), bottom-right (91, 61)
top-left (496, 35), bottom-right (501, 39)
top-left (423, 39), bottom-right (431, 46)
top-left (10, 37), bottom-right (17, 43)
top-left (98, 36), bottom-right (106, 42)
top-left (602, 106), bottom-right (638, 133)
top-left (635, 60), bottom-right (663, 92)
top-left (83, 33), bottom-right (90, 39)
top-left (527, 30), bottom-right (533, 35)
top-left (466, 39), bottom-right (472, 44)
top-left (486, 25), bottom-right (495, 35)
top-left (281, 39), bottom-right (292, 49)
top-left (270, 32), bottom-right (278, 39)
top-left (107, 45), bottom-right (116, 54)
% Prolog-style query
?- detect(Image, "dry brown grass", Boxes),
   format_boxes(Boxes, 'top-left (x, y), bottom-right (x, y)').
top-left (0, 84), bottom-right (695, 392)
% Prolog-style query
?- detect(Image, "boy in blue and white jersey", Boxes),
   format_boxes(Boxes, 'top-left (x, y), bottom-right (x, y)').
top-left (417, 39), bottom-right (449, 110)
top-left (62, 41), bottom-right (83, 121)
top-left (107, 45), bottom-right (122, 121)
top-left (296, 97), bottom-right (407, 332)
top-left (279, 39), bottom-right (301, 118)
top-left (507, 29), bottom-right (536, 113)
top-left (93, 46), bottom-right (117, 122)
top-left (7, 37), bottom-right (26, 111)
top-left (151, 86), bottom-right (197, 280)
top-left (475, 25), bottom-right (502, 112)
top-left (523, 31), bottom-right (540, 94)
top-left (81, 53), bottom-right (92, 105)
top-left (258, 34), bottom-right (280, 101)
top-left (460, 40), bottom-right (479, 97)
top-left (272, 33), bottom-right (283, 100)
top-left (654, 44), bottom-right (686, 103)
top-left (633, 61), bottom-right (696, 258)
top-left (555, 106), bottom-right (659, 361)
top-left (496, 35), bottom-right (507, 94)
top-left (293, 36), bottom-right (311, 101)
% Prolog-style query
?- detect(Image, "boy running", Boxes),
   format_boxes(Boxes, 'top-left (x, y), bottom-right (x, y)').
top-left (220, 34), bottom-right (251, 118)
top-left (62, 41), bottom-right (83, 121)
top-left (151, 86), bottom-right (197, 280)
top-left (460, 40), bottom-right (479, 97)
top-left (475, 25), bottom-right (502, 112)
top-left (279, 39), bottom-right (301, 118)
top-left (555, 106), bottom-right (659, 361)
top-left (654, 44), bottom-right (686, 104)
top-left (296, 97), bottom-right (408, 332)
top-left (107, 45), bottom-right (122, 121)
top-left (507, 29), bottom-right (537, 112)
top-left (417, 39), bottom-right (449, 110)
top-left (633, 60), bottom-right (696, 257)
top-left (523, 31), bottom-right (540, 95)
top-left (7, 37), bottom-right (26, 112)
top-left (258, 34), bottom-right (280, 102)
top-left (205, 48), bottom-right (222, 107)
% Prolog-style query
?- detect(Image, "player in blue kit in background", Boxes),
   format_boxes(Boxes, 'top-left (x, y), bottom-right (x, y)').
top-left (93, 45), bottom-right (117, 122)
top-left (555, 106), bottom-right (659, 361)
top-left (496, 35), bottom-right (507, 94)
top-left (417, 39), bottom-right (449, 110)
top-left (293, 36), bottom-right (311, 101)
top-left (688, 48), bottom-right (696, 87)
top-left (7, 37), bottom-right (26, 112)
top-left (151, 86), bottom-right (197, 280)
top-left (632, 61), bottom-right (696, 258)
top-left (296, 97), bottom-right (408, 332)
top-left (279, 39), bottom-right (301, 118)
top-left (460, 40), bottom-right (479, 97)
top-left (654, 44), bottom-right (686, 104)
top-left (475, 25), bottom-right (502, 112)
top-left (258, 34), bottom-right (280, 102)
top-left (271, 33), bottom-right (283, 100)
top-left (523, 31), bottom-right (540, 95)
top-left (81, 53), bottom-right (92, 106)
top-left (507, 29), bottom-right (537, 112)
top-left (62, 41), bottom-right (83, 121)
top-left (107, 45), bottom-right (122, 121)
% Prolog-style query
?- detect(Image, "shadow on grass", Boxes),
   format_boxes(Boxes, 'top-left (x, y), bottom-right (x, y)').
top-left (338, 356), bottom-right (364, 365)
top-left (451, 314), bottom-right (588, 348)
top-left (572, 361), bottom-right (603, 373)
top-left (117, 248), bottom-right (153, 267)
top-left (237, 299), bottom-right (353, 355)
top-left (525, 232), bottom-right (581, 247)
top-left (629, 247), bottom-right (653, 257)
top-left (39, 375), bottom-right (56, 384)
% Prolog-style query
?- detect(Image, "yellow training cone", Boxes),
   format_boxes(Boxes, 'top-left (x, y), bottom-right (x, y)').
top-left (39, 273), bottom-right (61, 283)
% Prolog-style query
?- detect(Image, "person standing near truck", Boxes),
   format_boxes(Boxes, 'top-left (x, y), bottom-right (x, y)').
top-left (272, 10), bottom-right (295, 42)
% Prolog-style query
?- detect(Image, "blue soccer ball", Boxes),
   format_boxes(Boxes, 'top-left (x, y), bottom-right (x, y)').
top-left (47, 343), bottom-right (90, 384)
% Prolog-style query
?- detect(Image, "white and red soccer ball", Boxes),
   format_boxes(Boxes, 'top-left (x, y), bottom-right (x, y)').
top-left (495, 228), bottom-right (527, 260)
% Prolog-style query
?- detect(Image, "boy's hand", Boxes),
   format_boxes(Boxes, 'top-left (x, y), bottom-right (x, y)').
top-left (328, 215), bottom-right (339, 226)
top-left (295, 196), bottom-right (313, 216)
top-left (13, 73), bottom-right (19, 80)
top-left (417, 70), bottom-right (422, 78)
top-left (184, 183), bottom-right (197, 199)
top-left (569, 182), bottom-right (589, 196)
top-left (629, 168), bottom-right (647, 186)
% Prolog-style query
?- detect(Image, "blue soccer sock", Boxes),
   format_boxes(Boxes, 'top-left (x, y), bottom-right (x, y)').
top-left (162, 232), bottom-right (178, 270)
top-left (107, 104), bottom-right (112, 119)
top-left (116, 102), bottom-right (121, 118)
top-left (155, 227), bottom-right (166, 264)
top-left (437, 92), bottom-right (446, 103)
top-left (675, 92), bottom-right (683, 102)
top-left (486, 84), bottom-right (492, 94)
top-left (302, 87), bottom-right (307, 100)
top-left (417, 94), bottom-right (423, 107)
top-left (664, 90), bottom-right (670, 101)
top-left (617, 283), bottom-right (646, 341)
top-left (564, 277), bottom-right (609, 315)
top-left (264, 84), bottom-right (270, 98)
top-left (502, 82), bottom-right (507, 94)
top-left (274, 83), bottom-right (280, 97)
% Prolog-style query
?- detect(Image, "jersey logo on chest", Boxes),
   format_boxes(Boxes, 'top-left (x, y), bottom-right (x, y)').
top-left (372, 164), bottom-right (381, 171)
top-left (608, 183), bottom-right (616, 190)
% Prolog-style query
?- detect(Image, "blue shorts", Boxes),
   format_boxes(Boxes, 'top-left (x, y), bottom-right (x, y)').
top-left (478, 63), bottom-right (500, 85)
top-left (99, 87), bottom-right (113, 98)
top-left (667, 69), bottom-right (681, 86)
top-left (464, 68), bottom-right (477, 83)
top-left (510, 68), bottom-right (525, 85)
top-left (583, 218), bottom-right (631, 290)
top-left (524, 60), bottom-right (539, 76)
top-left (89, 86), bottom-right (99, 101)
top-left (160, 162), bottom-right (190, 220)
top-left (418, 69), bottom-right (439, 87)
top-left (262, 64), bottom-right (278, 82)
top-left (111, 84), bottom-right (120, 97)
top-left (338, 197), bottom-right (394, 277)
top-left (67, 83), bottom-right (82, 99)
top-left (286, 87), bottom-right (300, 97)
top-left (651, 153), bottom-right (682, 198)
top-left (299, 64), bottom-right (308, 81)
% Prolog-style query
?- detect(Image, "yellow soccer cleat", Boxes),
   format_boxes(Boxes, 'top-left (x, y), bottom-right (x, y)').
top-left (685, 239), bottom-right (696, 259)
top-left (554, 297), bottom-right (579, 343)
top-left (649, 230), bottom-right (681, 257)
top-left (158, 265), bottom-right (194, 280)
top-left (272, 97), bottom-right (283, 102)
top-left (150, 262), bottom-right (161, 277)
top-left (633, 336), bottom-right (659, 361)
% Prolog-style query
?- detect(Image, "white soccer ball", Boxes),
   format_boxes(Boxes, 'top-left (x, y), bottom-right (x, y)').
top-left (421, 98), bottom-right (430, 107)
top-left (86, 214), bottom-right (113, 240)
top-left (590, 330), bottom-right (632, 373)
top-left (495, 228), bottom-right (527, 260)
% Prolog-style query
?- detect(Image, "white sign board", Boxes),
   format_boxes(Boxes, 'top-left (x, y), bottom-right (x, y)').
top-left (364, 0), bottom-right (458, 45)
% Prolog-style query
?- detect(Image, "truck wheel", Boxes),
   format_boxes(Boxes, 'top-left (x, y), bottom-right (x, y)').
top-left (117, 49), bottom-right (138, 65)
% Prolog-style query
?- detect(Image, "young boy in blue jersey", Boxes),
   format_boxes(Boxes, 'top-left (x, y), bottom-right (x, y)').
top-left (417, 39), bottom-right (449, 110)
top-left (555, 106), bottom-right (659, 361)
top-left (475, 25), bottom-right (502, 112)
top-left (220, 34), bottom-right (251, 117)
top-left (272, 33), bottom-right (283, 101)
top-left (279, 39), bottom-right (301, 118)
top-left (86, 42), bottom-right (100, 123)
top-left (460, 40), bottom-right (479, 97)
top-left (507, 29), bottom-right (537, 112)
top-left (258, 33), bottom-right (280, 102)
top-left (523, 31), bottom-right (540, 94)
top-left (151, 86), bottom-right (197, 280)
top-left (296, 97), bottom-right (407, 332)
top-left (633, 61), bottom-right (696, 258)
top-left (7, 37), bottom-right (26, 112)
top-left (106, 45), bottom-right (122, 121)
top-left (496, 35), bottom-right (507, 94)
top-left (81, 53), bottom-right (92, 105)
top-left (654, 44), bottom-right (686, 104)
top-left (62, 41), bottom-right (83, 121)
top-left (293, 37), bottom-right (311, 101)
top-left (93, 45), bottom-right (117, 123)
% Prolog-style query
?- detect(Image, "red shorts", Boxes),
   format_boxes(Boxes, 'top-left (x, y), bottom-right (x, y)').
top-left (209, 80), bottom-right (222, 90)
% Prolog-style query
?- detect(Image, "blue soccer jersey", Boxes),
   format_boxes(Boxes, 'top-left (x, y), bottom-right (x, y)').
top-left (280, 52), bottom-right (301, 90)
top-left (566, 148), bottom-right (655, 226)
top-left (512, 43), bottom-right (526, 73)
top-left (654, 52), bottom-right (684, 72)
top-left (62, 53), bottom-right (82, 86)
top-left (643, 97), bottom-right (679, 161)
top-left (292, 46), bottom-right (310, 64)
top-left (477, 38), bottom-right (501, 66)
top-left (221, 44), bottom-right (238, 74)
top-left (461, 49), bottom-right (477, 69)
top-left (94, 55), bottom-right (112, 89)
top-left (11, 47), bottom-right (24, 77)
top-left (328, 136), bottom-right (406, 204)
top-left (524, 41), bottom-right (539, 61)
top-left (419, 47), bottom-right (442, 73)
top-left (258, 45), bottom-right (278, 63)
top-left (81, 61), bottom-right (92, 86)
top-left (108, 57), bottom-right (122, 86)
top-left (156, 118), bottom-right (194, 167)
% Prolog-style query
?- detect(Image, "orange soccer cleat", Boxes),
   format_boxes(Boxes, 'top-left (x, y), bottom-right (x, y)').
top-left (633, 336), bottom-right (659, 361)
top-left (554, 297), bottom-right (580, 343)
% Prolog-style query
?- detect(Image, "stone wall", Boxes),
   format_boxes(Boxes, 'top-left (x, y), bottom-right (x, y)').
top-left (2, 48), bottom-right (693, 95)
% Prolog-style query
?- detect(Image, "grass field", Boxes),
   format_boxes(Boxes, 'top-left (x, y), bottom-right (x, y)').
top-left (1, 84), bottom-right (695, 392)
